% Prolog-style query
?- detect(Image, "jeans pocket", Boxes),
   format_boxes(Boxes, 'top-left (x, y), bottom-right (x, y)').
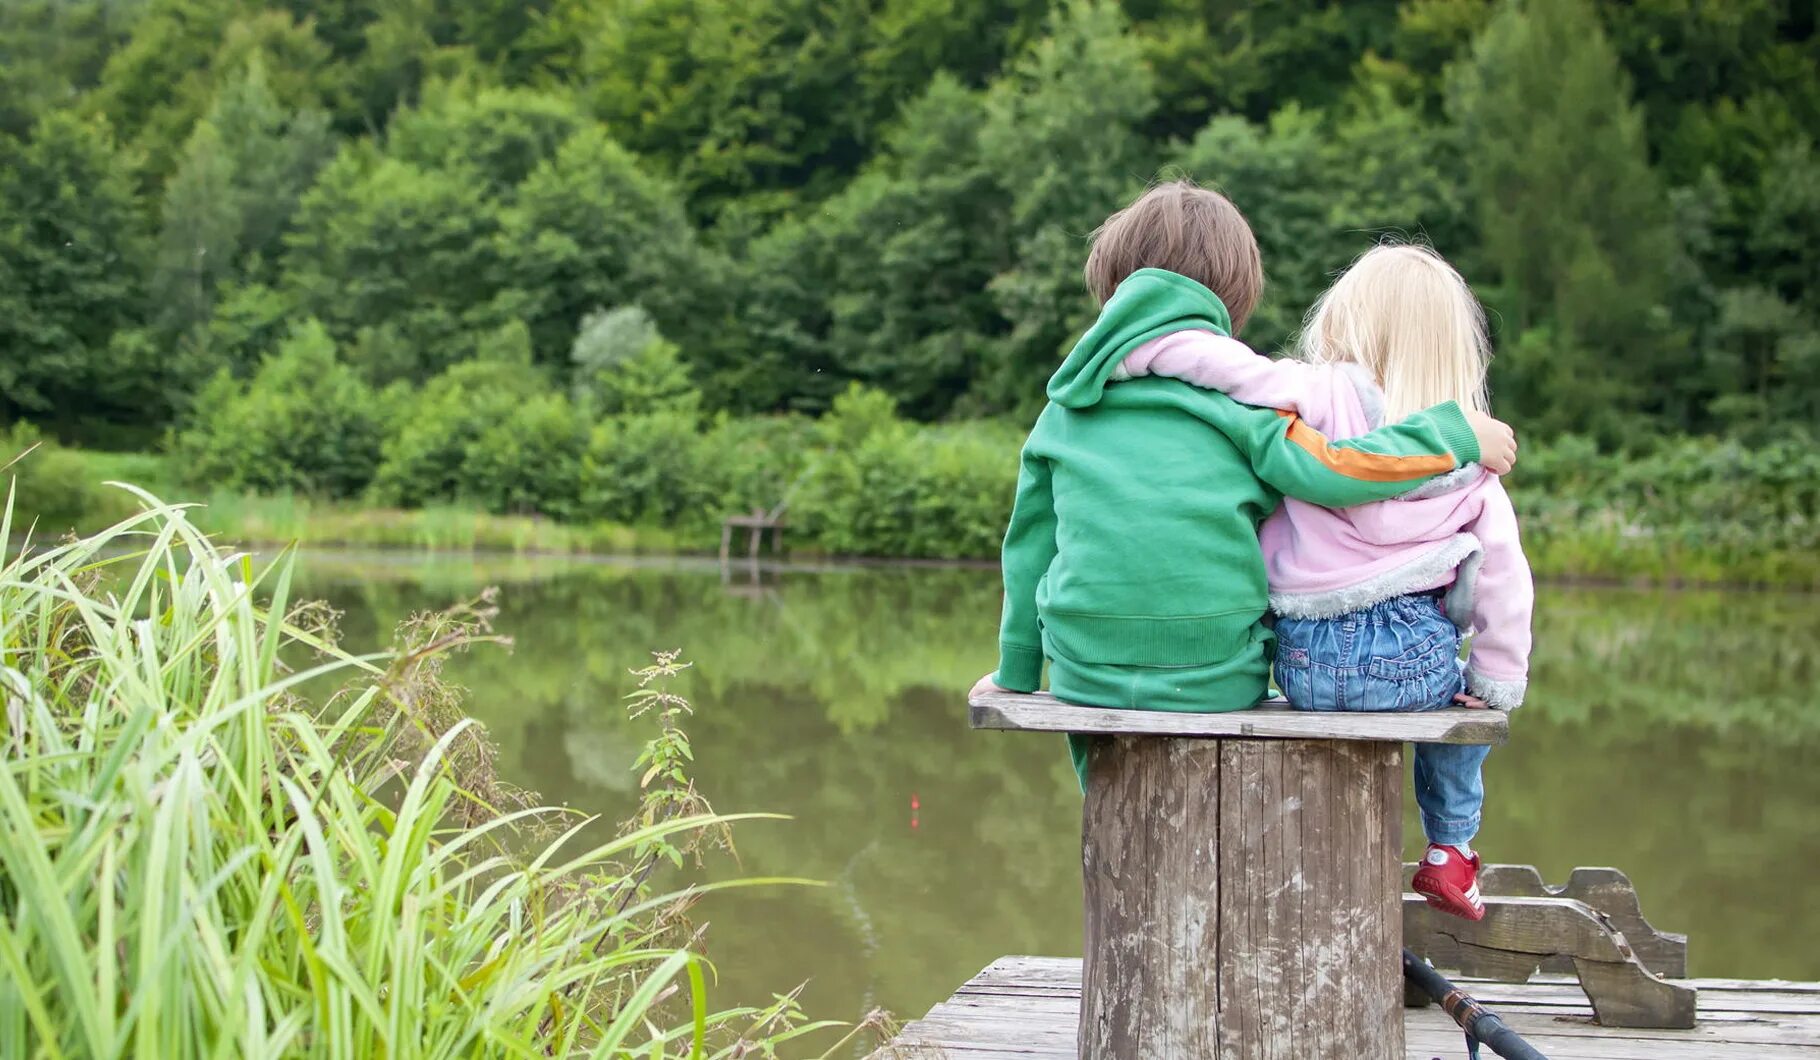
top-left (1275, 657), bottom-right (1338, 712)
top-left (1360, 633), bottom-right (1457, 712)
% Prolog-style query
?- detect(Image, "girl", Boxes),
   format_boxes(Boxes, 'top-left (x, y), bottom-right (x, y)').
top-left (1115, 243), bottom-right (1534, 921)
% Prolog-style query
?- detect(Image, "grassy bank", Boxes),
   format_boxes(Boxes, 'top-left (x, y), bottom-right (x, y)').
top-left (0, 491), bottom-right (868, 1056)
top-left (188, 491), bottom-right (684, 554)
top-left (13, 419), bottom-right (1820, 587)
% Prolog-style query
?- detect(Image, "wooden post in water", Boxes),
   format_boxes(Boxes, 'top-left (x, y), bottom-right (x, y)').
top-left (970, 691), bottom-right (1508, 1060)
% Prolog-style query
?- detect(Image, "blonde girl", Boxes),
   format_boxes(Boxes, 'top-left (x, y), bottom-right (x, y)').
top-left (1113, 243), bottom-right (1535, 921)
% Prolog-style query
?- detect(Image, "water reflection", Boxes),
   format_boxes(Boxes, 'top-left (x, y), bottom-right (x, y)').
top-left (297, 553), bottom-right (1820, 1025)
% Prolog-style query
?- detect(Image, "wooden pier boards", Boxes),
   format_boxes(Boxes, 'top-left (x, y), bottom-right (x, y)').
top-left (968, 691), bottom-right (1508, 1060)
top-left (881, 956), bottom-right (1820, 1059)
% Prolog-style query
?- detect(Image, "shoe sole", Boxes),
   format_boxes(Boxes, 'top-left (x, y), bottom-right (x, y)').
top-left (1412, 874), bottom-right (1486, 922)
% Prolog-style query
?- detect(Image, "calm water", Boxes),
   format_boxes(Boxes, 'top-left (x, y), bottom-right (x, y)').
top-left (296, 552), bottom-right (1820, 1030)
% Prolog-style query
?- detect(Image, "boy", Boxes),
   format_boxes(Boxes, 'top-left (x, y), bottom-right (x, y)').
top-left (968, 182), bottom-right (1516, 786)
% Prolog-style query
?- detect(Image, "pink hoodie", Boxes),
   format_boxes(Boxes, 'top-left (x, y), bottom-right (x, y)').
top-left (1117, 330), bottom-right (1534, 709)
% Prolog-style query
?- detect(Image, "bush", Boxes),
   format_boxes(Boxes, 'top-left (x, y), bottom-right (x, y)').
top-left (700, 413), bottom-right (816, 519)
top-left (460, 390), bottom-right (587, 517)
top-left (371, 336), bottom-right (582, 513)
top-left (1509, 433), bottom-right (1820, 584)
top-left (171, 318), bottom-right (387, 497)
top-left (0, 423), bottom-right (103, 530)
top-left (789, 387), bottom-right (1019, 558)
top-left (579, 411), bottom-right (714, 529)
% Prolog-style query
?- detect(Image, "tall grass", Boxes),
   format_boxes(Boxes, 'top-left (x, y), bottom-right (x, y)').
top-left (0, 485), bottom-right (863, 1057)
top-left (186, 491), bottom-right (680, 555)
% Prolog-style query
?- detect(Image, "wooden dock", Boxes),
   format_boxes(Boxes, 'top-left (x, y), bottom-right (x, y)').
top-left (879, 955), bottom-right (1820, 1059)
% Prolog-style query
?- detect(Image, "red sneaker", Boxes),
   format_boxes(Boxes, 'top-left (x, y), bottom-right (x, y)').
top-left (1411, 844), bottom-right (1485, 921)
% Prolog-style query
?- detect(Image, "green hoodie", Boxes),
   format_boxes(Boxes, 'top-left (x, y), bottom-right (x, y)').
top-left (993, 268), bottom-right (1481, 707)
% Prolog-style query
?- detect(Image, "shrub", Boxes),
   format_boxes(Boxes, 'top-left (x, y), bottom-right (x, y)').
top-left (580, 411), bottom-right (714, 529)
top-left (371, 336), bottom-right (581, 513)
top-left (459, 390), bottom-right (586, 517)
top-left (171, 318), bottom-right (387, 497)
top-left (789, 387), bottom-right (1019, 557)
top-left (0, 423), bottom-right (102, 531)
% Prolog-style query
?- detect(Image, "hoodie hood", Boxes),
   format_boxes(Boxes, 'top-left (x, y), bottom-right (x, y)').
top-left (1046, 268), bottom-right (1234, 409)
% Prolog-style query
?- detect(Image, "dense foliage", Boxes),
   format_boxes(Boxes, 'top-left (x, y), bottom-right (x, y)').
top-left (1, 0), bottom-right (1815, 446)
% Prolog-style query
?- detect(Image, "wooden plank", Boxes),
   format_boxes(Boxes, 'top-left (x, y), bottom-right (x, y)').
top-left (958, 958), bottom-right (1820, 1015)
top-left (970, 690), bottom-right (1507, 744)
top-left (879, 958), bottom-right (1820, 1059)
top-left (1078, 735), bottom-right (1224, 1057)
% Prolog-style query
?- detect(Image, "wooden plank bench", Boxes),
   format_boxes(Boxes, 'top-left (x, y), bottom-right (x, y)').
top-left (968, 689), bottom-right (1507, 1058)
top-left (719, 504), bottom-right (787, 563)
top-left (878, 956), bottom-right (1820, 1059)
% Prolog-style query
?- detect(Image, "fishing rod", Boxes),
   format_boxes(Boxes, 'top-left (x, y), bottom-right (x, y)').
top-left (1403, 949), bottom-right (1550, 1060)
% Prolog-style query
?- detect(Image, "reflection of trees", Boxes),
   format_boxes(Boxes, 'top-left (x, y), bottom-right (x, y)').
top-left (302, 558), bottom-right (1820, 1015)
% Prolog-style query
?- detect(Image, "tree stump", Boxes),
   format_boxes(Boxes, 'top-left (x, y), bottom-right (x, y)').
top-left (970, 691), bottom-right (1508, 1060)
top-left (1079, 736), bottom-right (1402, 1058)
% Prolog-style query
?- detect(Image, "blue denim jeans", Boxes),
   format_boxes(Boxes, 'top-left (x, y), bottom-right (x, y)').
top-left (1273, 594), bottom-right (1487, 847)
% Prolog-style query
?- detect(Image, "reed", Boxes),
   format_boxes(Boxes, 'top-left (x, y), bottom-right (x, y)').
top-left (0, 484), bottom-right (863, 1057)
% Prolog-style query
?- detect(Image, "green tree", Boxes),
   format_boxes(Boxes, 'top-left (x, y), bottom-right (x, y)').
top-left (0, 113), bottom-right (152, 430)
top-left (90, 2), bottom-right (335, 182)
top-left (564, 0), bottom-right (1043, 222)
top-left (1450, 0), bottom-right (1681, 438)
top-left (742, 74), bottom-right (1012, 417)
top-left (1173, 90), bottom-right (1470, 353)
top-left (571, 307), bottom-right (702, 416)
top-left (385, 81), bottom-right (587, 194)
top-left (1129, 0), bottom-right (1403, 139)
top-left (973, 0), bottom-right (1156, 413)
top-left (152, 59), bottom-right (334, 347)
top-left (279, 147), bottom-right (508, 381)
top-left (496, 126), bottom-right (725, 371)
top-left (0, 0), bottom-right (140, 137)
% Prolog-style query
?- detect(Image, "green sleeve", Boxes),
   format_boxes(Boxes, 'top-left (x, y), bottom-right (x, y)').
top-left (1225, 400), bottom-right (1482, 508)
top-left (994, 445), bottom-right (1056, 692)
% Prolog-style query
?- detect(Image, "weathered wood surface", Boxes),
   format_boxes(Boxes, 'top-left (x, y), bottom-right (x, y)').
top-left (1405, 894), bottom-right (1698, 1028)
top-left (1078, 735), bottom-right (1403, 1058)
top-left (1400, 863), bottom-right (1688, 978)
top-left (876, 956), bottom-right (1820, 1059)
top-left (971, 690), bottom-right (1508, 745)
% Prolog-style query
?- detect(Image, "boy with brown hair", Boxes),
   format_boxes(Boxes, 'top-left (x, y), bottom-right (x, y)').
top-left (969, 181), bottom-right (1516, 785)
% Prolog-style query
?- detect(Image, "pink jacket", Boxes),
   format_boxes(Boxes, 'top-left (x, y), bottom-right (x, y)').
top-left (1117, 331), bottom-right (1534, 709)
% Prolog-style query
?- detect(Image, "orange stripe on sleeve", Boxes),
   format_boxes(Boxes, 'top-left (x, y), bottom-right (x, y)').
top-left (1276, 410), bottom-right (1456, 482)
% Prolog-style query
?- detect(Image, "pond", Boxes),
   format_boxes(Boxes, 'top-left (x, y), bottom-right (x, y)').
top-left (296, 552), bottom-right (1820, 1034)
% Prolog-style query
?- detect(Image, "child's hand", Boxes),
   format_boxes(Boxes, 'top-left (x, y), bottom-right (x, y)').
top-left (1466, 411), bottom-right (1518, 474)
top-left (1453, 692), bottom-right (1490, 709)
top-left (969, 673), bottom-right (1010, 700)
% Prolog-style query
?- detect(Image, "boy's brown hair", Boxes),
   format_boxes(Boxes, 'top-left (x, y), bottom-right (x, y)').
top-left (1083, 180), bottom-right (1264, 332)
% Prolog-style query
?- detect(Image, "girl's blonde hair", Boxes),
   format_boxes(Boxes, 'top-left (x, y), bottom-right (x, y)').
top-left (1298, 244), bottom-right (1491, 421)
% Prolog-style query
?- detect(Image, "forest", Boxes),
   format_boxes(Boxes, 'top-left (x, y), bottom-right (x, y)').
top-left (2, 0), bottom-right (1817, 573)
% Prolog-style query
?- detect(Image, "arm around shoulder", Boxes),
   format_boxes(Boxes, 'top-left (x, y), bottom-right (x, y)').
top-left (1229, 400), bottom-right (1481, 509)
